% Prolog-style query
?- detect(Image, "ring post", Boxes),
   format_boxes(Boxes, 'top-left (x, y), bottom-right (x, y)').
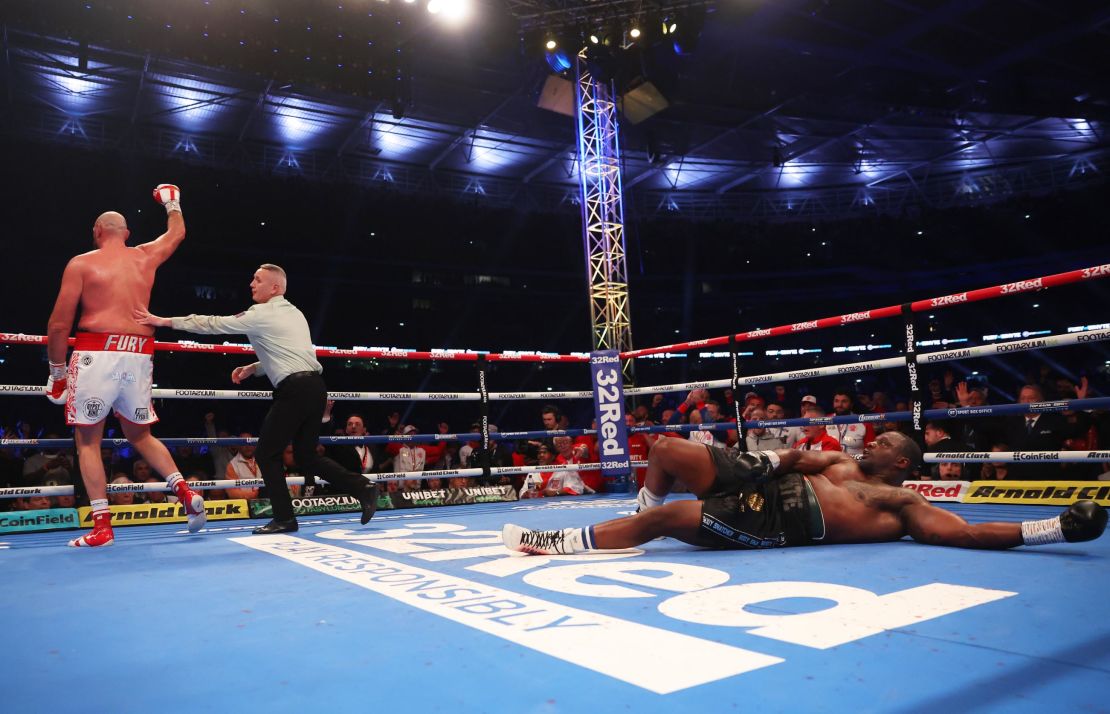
top-left (590, 349), bottom-right (632, 492)
top-left (901, 303), bottom-right (925, 441)
top-left (476, 354), bottom-right (491, 482)
top-left (729, 334), bottom-right (745, 443)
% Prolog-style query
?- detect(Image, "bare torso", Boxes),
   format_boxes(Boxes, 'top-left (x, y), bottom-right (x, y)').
top-left (806, 459), bottom-right (924, 544)
top-left (73, 245), bottom-right (159, 335)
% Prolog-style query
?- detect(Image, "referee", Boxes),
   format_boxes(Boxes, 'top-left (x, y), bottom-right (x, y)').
top-left (135, 263), bottom-right (379, 534)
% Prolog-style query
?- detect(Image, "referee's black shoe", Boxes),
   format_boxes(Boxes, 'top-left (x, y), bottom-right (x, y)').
top-left (358, 483), bottom-right (380, 525)
top-left (253, 518), bottom-right (299, 535)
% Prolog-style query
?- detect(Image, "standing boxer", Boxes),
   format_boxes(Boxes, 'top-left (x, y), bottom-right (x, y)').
top-left (46, 185), bottom-right (207, 547)
top-left (135, 264), bottom-right (379, 533)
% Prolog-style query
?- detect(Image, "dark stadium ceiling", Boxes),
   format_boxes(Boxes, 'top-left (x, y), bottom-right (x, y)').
top-left (1, 0), bottom-right (1107, 220)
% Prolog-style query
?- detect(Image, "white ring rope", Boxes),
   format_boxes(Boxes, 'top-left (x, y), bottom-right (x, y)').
top-left (0, 460), bottom-right (650, 499)
top-left (924, 451), bottom-right (1110, 463)
top-left (625, 329), bottom-right (1110, 396)
top-left (2, 328), bottom-right (1105, 402)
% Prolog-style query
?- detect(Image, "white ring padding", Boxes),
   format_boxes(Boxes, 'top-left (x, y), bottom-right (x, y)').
top-left (0, 460), bottom-right (652, 499)
top-left (924, 451), bottom-right (1110, 463)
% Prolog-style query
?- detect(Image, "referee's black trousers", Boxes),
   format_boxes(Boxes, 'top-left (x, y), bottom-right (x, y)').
top-left (256, 371), bottom-right (370, 522)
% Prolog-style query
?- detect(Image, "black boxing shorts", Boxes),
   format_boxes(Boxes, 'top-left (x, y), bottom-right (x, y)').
top-left (696, 473), bottom-right (825, 549)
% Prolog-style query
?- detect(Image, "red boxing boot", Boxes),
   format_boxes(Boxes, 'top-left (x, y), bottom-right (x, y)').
top-left (69, 512), bottom-right (114, 548)
top-left (173, 481), bottom-right (207, 533)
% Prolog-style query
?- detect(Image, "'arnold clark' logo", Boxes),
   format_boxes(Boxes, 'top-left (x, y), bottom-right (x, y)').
top-left (929, 293), bottom-right (967, 307)
top-left (999, 278), bottom-right (1043, 294)
top-left (840, 311), bottom-right (871, 324)
top-left (233, 523), bottom-right (1017, 695)
top-left (746, 328), bottom-right (772, 338)
top-left (790, 321), bottom-right (819, 332)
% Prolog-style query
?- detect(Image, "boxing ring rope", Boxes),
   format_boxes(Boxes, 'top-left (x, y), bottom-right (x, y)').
top-left (0, 334), bottom-right (591, 362)
top-left (3, 397), bottom-right (1108, 500)
top-left (7, 444), bottom-right (1110, 501)
top-left (621, 263), bottom-right (1110, 358)
top-left (3, 396), bottom-right (1109, 454)
top-left (1, 263), bottom-right (1106, 504)
top-left (2, 328), bottom-right (1107, 402)
top-left (3, 262), bottom-right (1107, 363)
top-left (624, 330), bottom-right (1110, 396)
top-left (0, 460), bottom-right (653, 499)
top-left (925, 451), bottom-right (1110, 463)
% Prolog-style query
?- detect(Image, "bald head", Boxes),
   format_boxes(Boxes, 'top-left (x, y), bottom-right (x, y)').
top-left (95, 212), bottom-right (127, 230)
top-left (886, 431), bottom-right (923, 475)
top-left (93, 211), bottom-right (129, 246)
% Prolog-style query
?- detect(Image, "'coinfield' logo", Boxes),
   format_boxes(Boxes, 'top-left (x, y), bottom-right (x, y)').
top-left (0, 508), bottom-right (78, 533)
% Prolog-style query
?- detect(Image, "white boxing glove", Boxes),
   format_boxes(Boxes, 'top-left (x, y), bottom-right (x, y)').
top-left (45, 361), bottom-right (68, 405)
top-left (152, 184), bottom-right (182, 214)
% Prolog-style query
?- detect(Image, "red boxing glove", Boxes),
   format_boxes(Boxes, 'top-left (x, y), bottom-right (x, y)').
top-left (152, 183), bottom-right (182, 214)
top-left (45, 361), bottom-right (68, 405)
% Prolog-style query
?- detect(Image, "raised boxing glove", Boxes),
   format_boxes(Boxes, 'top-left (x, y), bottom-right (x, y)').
top-left (152, 184), bottom-right (181, 214)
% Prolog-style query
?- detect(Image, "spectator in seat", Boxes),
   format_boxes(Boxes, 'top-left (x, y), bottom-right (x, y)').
top-left (923, 419), bottom-right (971, 480)
top-left (144, 476), bottom-right (167, 504)
top-left (980, 443), bottom-right (1011, 481)
top-left (1004, 385), bottom-right (1072, 479)
top-left (761, 402), bottom-right (795, 449)
top-left (541, 405), bottom-right (562, 432)
top-left (327, 411), bottom-right (375, 477)
top-left (825, 389), bottom-right (875, 457)
top-left (792, 409), bottom-right (842, 452)
top-left (744, 406), bottom-right (790, 450)
top-left (22, 438), bottom-right (73, 489)
top-left (17, 495), bottom-right (53, 511)
top-left (935, 462), bottom-right (965, 481)
top-left (108, 474), bottom-right (135, 507)
top-left (132, 459), bottom-right (153, 484)
top-left (225, 433), bottom-right (261, 500)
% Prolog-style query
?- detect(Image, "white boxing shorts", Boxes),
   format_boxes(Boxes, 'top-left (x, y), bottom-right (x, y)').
top-left (65, 332), bottom-right (159, 426)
